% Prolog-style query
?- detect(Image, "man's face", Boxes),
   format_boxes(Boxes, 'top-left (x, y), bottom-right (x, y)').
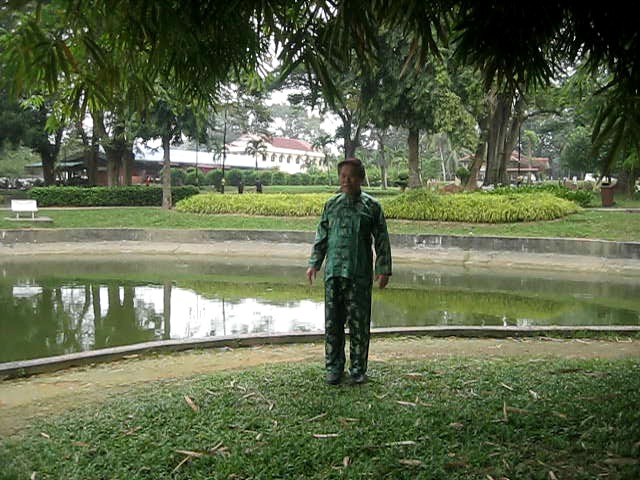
top-left (339, 164), bottom-right (363, 196)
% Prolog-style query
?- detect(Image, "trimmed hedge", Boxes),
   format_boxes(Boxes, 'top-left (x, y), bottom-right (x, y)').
top-left (176, 189), bottom-right (580, 223)
top-left (486, 184), bottom-right (593, 207)
top-left (383, 190), bottom-right (580, 222)
top-left (175, 193), bottom-right (328, 217)
top-left (29, 186), bottom-right (200, 207)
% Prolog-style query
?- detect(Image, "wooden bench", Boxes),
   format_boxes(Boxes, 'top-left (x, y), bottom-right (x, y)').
top-left (11, 199), bottom-right (39, 220)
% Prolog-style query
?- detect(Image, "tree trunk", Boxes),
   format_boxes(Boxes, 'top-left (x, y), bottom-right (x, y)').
top-left (465, 116), bottom-right (489, 191)
top-left (377, 130), bottom-right (388, 189)
top-left (498, 95), bottom-right (526, 184)
top-left (123, 148), bottom-right (134, 186)
top-left (407, 127), bottom-right (422, 188)
top-left (338, 109), bottom-right (361, 159)
top-left (162, 133), bottom-right (172, 209)
top-left (88, 134), bottom-right (98, 186)
top-left (76, 119), bottom-right (94, 185)
top-left (484, 92), bottom-right (506, 185)
top-left (484, 90), bottom-right (527, 186)
top-left (41, 150), bottom-right (56, 186)
top-left (39, 128), bottom-right (63, 186)
top-left (106, 148), bottom-right (120, 187)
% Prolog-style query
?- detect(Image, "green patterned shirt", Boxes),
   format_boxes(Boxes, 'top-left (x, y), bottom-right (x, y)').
top-left (309, 191), bottom-right (392, 281)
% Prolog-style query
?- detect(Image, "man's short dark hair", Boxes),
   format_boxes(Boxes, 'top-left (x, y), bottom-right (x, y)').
top-left (337, 157), bottom-right (366, 179)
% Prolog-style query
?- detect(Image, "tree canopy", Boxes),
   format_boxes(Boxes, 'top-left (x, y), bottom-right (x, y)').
top-left (1, 1), bottom-right (637, 179)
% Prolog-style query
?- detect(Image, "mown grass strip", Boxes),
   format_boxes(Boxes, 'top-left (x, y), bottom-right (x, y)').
top-left (1, 208), bottom-right (639, 242)
top-left (1, 358), bottom-right (638, 479)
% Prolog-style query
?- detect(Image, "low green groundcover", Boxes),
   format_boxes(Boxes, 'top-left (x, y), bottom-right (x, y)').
top-left (1, 358), bottom-right (638, 479)
top-left (176, 190), bottom-right (580, 223)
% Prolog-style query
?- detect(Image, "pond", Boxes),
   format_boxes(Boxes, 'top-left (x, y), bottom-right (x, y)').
top-left (1, 255), bottom-right (639, 363)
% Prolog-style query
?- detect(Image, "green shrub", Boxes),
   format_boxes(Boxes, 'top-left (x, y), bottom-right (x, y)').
top-left (184, 169), bottom-right (203, 186)
top-left (204, 169), bottom-right (223, 187)
top-left (175, 192), bottom-right (329, 216)
top-left (258, 170), bottom-right (273, 186)
top-left (272, 171), bottom-right (287, 185)
top-left (487, 184), bottom-right (593, 207)
top-left (382, 189), bottom-right (580, 222)
top-left (288, 173), bottom-right (301, 185)
top-left (176, 189), bottom-right (580, 223)
top-left (242, 170), bottom-right (257, 185)
top-left (395, 171), bottom-right (409, 191)
top-left (226, 169), bottom-right (243, 186)
top-left (30, 185), bottom-right (200, 206)
top-left (455, 166), bottom-right (470, 184)
top-left (169, 168), bottom-right (186, 186)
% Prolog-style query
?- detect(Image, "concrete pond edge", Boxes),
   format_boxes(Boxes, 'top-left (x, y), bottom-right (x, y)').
top-left (1, 227), bottom-right (640, 259)
top-left (2, 326), bottom-right (639, 380)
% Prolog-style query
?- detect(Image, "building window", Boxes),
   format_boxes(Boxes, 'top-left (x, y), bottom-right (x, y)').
top-left (295, 156), bottom-right (300, 164)
top-left (271, 154), bottom-right (276, 162)
top-left (287, 155), bottom-right (291, 163)
top-left (261, 154), bottom-right (266, 162)
top-left (279, 155), bottom-right (283, 163)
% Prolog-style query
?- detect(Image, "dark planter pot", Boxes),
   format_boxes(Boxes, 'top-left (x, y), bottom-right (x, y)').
top-left (600, 185), bottom-right (615, 207)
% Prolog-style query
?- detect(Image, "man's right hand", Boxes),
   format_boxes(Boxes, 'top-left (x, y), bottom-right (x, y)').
top-left (306, 267), bottom-right (318, 285)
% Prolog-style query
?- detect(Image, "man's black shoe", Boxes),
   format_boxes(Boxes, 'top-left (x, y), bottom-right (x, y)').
top-left (350, 373), bottom-right (366, 384)
top-left (325, 372), bottom-right (343, 385)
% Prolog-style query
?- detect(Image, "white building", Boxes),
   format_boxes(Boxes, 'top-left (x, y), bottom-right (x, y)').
top-left (134, 134), bottom-right (325, 175)
top-left (224, 134), bottom-right (325, 174)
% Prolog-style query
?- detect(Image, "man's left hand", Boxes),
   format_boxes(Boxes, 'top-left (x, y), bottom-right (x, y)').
top-left (376, 274), bottom-right (389, 289)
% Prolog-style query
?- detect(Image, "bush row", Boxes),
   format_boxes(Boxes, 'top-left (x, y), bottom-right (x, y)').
top-left (175, 193), bottom-right (328, 217)
top-left (29, 186), bottom-right (200, 207)
top-left (383, 190), bottom-right (580, 222)
top-left (173, 168), bottom-right (337, 188)
top-left (486, 184), bottom-right (593, 207)
top-left (176, 190), bottom-right (580, 223)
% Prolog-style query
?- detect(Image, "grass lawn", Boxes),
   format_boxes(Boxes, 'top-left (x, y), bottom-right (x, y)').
top-left (1, 358), bottom-right (638, 479)
top-left (1, 207), bottom-right (639, 242)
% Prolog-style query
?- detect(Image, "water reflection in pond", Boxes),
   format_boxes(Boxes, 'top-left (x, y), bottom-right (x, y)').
top-left (1, 256), bottom-right (638, 362)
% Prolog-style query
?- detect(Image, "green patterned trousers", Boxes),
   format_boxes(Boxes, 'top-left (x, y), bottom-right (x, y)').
top-left (324, 276), bottom-right (372, 376)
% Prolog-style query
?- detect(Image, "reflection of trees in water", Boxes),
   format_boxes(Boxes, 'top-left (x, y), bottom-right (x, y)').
top-left (163, 281), bottom-right (171, 340)
top-left (0, 281), bottom-right (164, 362)
top-left (93, 284), bottom-right (160, 349)
top-left (371, 288), bottom-right (640, 328)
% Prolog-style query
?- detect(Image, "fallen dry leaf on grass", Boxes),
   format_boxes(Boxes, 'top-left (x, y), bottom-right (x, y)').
top-left (306, 412), bottom-right (327, 422)
top-left (175, 449), bottom-right (204, 458)
top-left (503, 402), bottom-right (531, 420)
top-left (396, 400), bottom-right (417, 408)
top-left (312, 433), bottom-right (340, 438)
top-left (184, 395), bottom-right (199, 412)
top-left (399, 459), bottom-right (423, 466)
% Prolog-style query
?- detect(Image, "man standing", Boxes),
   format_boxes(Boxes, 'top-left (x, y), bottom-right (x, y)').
top-left (306, 157), bottom-right (392, 385)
